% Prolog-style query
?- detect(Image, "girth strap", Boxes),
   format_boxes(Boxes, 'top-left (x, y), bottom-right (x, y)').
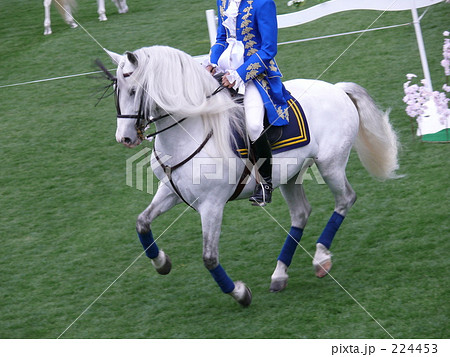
top-left (154, 130), bottom-right (213, 209)
top-left (227, 158), bottom-right (252, 202)
top-left (154, 130), bottom-right (253, 205)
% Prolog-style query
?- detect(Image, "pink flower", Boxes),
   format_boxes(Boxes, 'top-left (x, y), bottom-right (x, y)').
top-left (403, 33), bottom-right (450, 125)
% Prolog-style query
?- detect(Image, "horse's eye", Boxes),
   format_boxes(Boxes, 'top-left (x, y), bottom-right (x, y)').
top-left (129, 88), bottom-right (136, 96)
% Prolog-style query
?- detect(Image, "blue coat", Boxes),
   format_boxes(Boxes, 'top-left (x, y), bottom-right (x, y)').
top-left (210, 0), bottom-right (291, 126)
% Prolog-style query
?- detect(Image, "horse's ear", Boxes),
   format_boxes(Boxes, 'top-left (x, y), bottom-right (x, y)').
top-left (104, 48), bottom-right (123, 65)
top-left (126, 51), bottom-right (138, 67)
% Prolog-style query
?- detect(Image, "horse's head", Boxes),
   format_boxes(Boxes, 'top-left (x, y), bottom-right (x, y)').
top-left (104, 49), bottom-right (146, 148)
top-left (101, 46), bottom-right (244, 156)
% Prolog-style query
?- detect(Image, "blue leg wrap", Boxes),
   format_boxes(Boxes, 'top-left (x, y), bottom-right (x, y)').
top-left (137, 230), bottom-right (159, 259)
top-left (278, 226), bottom-right (303, 267)
top-left (317, 212), bottom-right (345, 249)
top-left (209, 264), bottom-right (235, 294)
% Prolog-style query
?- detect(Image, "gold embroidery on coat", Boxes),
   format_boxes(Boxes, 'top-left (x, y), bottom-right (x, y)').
top-left (243, 33), bottom-right (255, 42)
top-left (246, 48), bottom-right (257, 56)
top-left (220, 0), bottom-right (226, 17)
top-left (245, 39), bottom-right (257, 49)
top-left (241, 19), bottom-right (252, 29)
top-left (276, 107), bottom-right (289, 121)
top-left (242, 27), bottom-right (252, 35)
top-left (241, 1), bottom-right (253, 25)
top-left (245, 63), bottom-right (262, 81)
top-left (258, 76), bottom-right (270, 92)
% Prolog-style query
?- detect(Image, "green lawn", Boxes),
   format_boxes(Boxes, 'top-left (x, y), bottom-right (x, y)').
top-left (0, 0), bottom-right (449, 339)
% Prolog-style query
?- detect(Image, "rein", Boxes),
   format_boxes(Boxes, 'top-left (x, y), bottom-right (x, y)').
top-left (154, 130), bottom-right (213, 209)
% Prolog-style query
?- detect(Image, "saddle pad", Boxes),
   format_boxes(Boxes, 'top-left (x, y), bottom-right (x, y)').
top-left (233, 97), bottom-right (310, 158)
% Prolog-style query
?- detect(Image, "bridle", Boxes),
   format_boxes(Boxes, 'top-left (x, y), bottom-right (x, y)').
top-left (114, 72), bottom-right (189, 141)
top-left (96, 59), bottom-right (191, 141)
top-left (96, 59), bottom-right (246, 208)
top-left (114, 76), bottom-right (227, 141)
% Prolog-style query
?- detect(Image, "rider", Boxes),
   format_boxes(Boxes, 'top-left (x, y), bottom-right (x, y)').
top-left (205, 0), bottom-right (291, 206)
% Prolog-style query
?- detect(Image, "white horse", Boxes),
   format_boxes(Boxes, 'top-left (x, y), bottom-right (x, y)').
top-left (43, 0), bottom-right (128, 35)
top-left (101, 45), bottom-right (400, 306)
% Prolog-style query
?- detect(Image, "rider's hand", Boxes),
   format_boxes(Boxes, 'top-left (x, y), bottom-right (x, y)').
top-left (222, 72), bottom-right (236, 88)
top-left (206, 65), bottom-right (216, 75)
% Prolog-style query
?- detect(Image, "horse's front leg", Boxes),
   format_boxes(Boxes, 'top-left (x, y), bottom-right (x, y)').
top-left (97, 0), bottom-right (107, 21)
top-left (136, 183), bottom-right (181, 275)
top-left (199, 202), bottom-right (252, 307)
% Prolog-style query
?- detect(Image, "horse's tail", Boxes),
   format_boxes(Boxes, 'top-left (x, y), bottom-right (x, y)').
top-left (335, 82), bottom-right (401, 180)
top-left (55, 0), bottom-right (78, 17)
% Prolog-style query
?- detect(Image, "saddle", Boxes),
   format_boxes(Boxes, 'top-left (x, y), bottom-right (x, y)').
top-left (232, 96), bottom-right (310, 158)
top-left (213, 73), bottom-right (310, 156)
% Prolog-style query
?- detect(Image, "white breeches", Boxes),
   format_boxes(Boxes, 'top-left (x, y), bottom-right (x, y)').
top-left (244, 80), bottom-right (265, 142)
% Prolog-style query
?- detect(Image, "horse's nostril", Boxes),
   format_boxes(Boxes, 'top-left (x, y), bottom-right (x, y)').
top-left (123, 137), bottom-right (131, 144)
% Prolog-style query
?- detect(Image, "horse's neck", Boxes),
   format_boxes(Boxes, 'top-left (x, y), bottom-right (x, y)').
top-left (154, 115), bottom-right (206, 156)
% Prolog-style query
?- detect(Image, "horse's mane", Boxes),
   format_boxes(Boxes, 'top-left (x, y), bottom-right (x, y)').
top-left (131, 46), bottom-right (244, 158)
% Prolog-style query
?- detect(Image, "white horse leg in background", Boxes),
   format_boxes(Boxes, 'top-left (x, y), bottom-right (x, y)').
top-left (99, 0), bottom-right (129, 21)
top-left (44, 0), bottom-right (53, 35)
top-left (98, 0), bottom-right (107, 21)
top-left (112, 0), bottom-right (129, 14)
top-left (44, 0), bottom-right (129, 35)
top-left (44, 0), bottom-right (77, 35)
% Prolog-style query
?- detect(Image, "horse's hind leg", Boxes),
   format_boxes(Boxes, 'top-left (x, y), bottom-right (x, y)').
top-left (59, 1), bottom-right (77, 28)
top-left (199, 203), bottom-right (252, 307)
top-left (136, 183), bottom-right (181, 275)
top-left (113, 0), bottom-right (129, 14)
top-left (313, 156), bottom-right (357, 278)
top-left (270, 171), bottom-right (312, 292)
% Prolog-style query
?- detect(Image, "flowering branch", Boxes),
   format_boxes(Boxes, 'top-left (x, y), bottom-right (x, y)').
top-left (441, 31), bottom-right (450, 87)
top-left (403, 31), bottom-right (450, 138)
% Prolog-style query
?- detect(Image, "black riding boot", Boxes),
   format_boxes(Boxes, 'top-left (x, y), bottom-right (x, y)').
top-left (249, 133), bottom-right (273, 206)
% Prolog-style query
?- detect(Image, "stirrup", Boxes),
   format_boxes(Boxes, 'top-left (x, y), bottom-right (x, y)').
top-left (249, 183), bottom-right (272, 206)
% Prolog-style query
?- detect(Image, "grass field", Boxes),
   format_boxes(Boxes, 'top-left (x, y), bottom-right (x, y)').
top-left (0, 0), bottom-right (449, 339)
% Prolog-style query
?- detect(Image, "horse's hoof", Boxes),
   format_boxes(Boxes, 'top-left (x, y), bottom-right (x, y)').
top-left (269, 278), bottom-right (287, 292)
top-left (151, 251), bottom-right (172, 275)
top-left (44, 28), bottom-right (52, 35)
top-left (313, 243), bottom-right (332, 278)
top-left (314, 259), bottom-right (332, 278)
top-left (98, 13), bottom-right (107, 21)
top-left (230, 281), bottom-right (252, 307)
top-left (156, 255), bottom-right (172, 275)
top-left (270, 260), bottom-right (288, 292)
